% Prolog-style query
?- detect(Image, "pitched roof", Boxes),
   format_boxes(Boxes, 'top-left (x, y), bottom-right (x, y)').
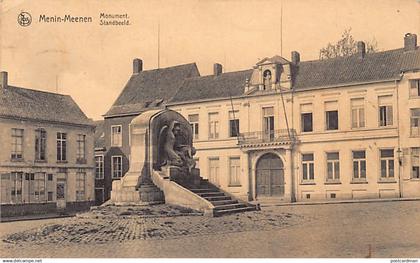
top-left (170, 69), bottom-right (253, 103)
top-left (293, 47), bottom-right (420, 90)
top-left (104, 63), bottom-right (200, 117)
top-left (93, 120), bottom-right (105, 149)
top-left (0, 86), bottom-right (93, 126)
top-left (257, 55), bottom-right (290, 65)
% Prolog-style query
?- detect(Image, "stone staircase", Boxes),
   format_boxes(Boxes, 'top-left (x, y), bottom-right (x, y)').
top-left (178, 178), bottom-right (257, 217)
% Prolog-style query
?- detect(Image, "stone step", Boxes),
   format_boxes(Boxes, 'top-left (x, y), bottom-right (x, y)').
top-left (197, 192), bottom-right (226, 197)
top-left (204, 196), bottom-right (232, 201)
top-left (189, 188), bottom-right (219, 193)
top-left (213, 203), bottom-right (248, 210)
top-left (214, 206), bottom-right (256, 216)
top-left (210, 200), bottom-right (239, 206)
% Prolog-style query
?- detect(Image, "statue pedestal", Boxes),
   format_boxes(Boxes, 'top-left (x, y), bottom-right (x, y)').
top-left (163, 166), bottom-right (201, 187)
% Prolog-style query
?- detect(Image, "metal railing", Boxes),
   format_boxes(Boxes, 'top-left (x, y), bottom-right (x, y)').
top-left (238, 129), bottom-right (296, 144)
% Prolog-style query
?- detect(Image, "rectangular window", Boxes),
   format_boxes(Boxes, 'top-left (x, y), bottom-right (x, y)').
top-left (378, 96), bottom-right (393, 127)
top-left (56, 132), bottom-right (67, 161)
top-left (300, 104), bottom-right (313, 132)
top-left (351, 98), bottom-right (365, 128)
top-left (111, 125), bottom-right (122, 146)
top-left (188, 114), bottom-right (199, 139)
top-left (194, 158), bottom-right (199, 169)
top-left (302, 153), bottom-right (314, 181)
top-left (410, 108), bottom-right (420, 137)
top-left (77, 134), bottom-right (86, 162)
top-left (352, 151), bottom-right (367, 180)
top-left (32, 173), bottom-right (46, 202)
top-left (229, 157), bottom-right (241, 186)
top-left (11, 128), bottom-right (24, 160)
top-left (208, 158), bottom-right (220, 186)
top-left (229, 111), bottom-right (240, 137)
top-left (76, 172), bottom-right (86, 201)
top-left (35, 129), bottom-right (47, 161)
top-left (208, 113), bottom-right (219, 139)
top-left (325, 101), bottom-right (338, 130)
top-left (10, 172), bottom-right (23, 204)
top-left (326, 152), bottom-right (340, 181)
top-left (263, 107), bottom-right (275, 139)
top-left (112, 156), bottom-right (123, 178)
top-left (411, 148), bottom-right (420, 179)
top-left (380, 149), bottom-right (394, 179)
top-left (95, 155), bottom-right (104, 179)
top-left (410, 79), bottom-right (420, 97)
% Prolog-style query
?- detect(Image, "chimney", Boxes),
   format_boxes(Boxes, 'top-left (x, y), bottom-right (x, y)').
top-left (213, 63), bottom-right (223, 76)
top-left (291, 51), bottom-right (300, 64)
top-left (357, 41), bottom-right (366, 58)
top-left (404, 33), bottom-right (417, 51)
top-left (0, 71), bottom-right (8, 89)
top-left (133, 58), bottom-right (143, 74)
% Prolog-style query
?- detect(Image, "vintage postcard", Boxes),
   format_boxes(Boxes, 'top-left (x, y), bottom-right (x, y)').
top-left (0, 0), bottom-right (419, 261)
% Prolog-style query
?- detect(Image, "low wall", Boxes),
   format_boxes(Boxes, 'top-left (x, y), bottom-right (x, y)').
top-left (151, 170), bottom-right (214, 213)
top-left (0, 201), bottom-right (95, 218)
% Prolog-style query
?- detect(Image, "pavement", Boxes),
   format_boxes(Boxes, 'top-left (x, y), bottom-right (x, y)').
top-left (1, 200), bottom-right (420, 258)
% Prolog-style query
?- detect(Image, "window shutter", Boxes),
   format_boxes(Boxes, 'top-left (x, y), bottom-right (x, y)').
top-left (325, 101), bottom-right (338, 111)
top-left (386, 106), bottom-right (393, 125)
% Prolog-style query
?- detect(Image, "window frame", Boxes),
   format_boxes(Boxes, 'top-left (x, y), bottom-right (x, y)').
top-left (111, 155), bottom-right (123, 179)
top-left (95, 155), bottom-right (104, 179)
top-left (11, 128), bottom-right (24, 160)
top-left (350, 98), bottom-right (365, 129)
top-left (76, 134), bottom-right (86, 162)
top-left (228, 156), bottom-right (241, 186)
top-left (379, 148), bottom-right (395, 180)
top-left (229, 111), bottom-right (240, 138)
top-left (56, 132), bottom-right (67, 162)
top-left (326, 152), bottom-right (340, 182)
top-left (188, 114), bottom-right (199, 140)
top-left (411, 147), bottom-right (420, 179)
top-left (111, 125), bottom-right (123, 147)
top-left (35, 128), bottom-right (47, 161)
top-left (208, 112), bottom-right (220, 140)
top-left (352, 150), bottom-right (367, 181)
top-left (325, 110), bottom-right (339, 131)
top-left (409, 79), bottom-right (420, 98)
top-left (208, 157), bottom-right (220, 186)
top-left (301, 153), bottom-right (315, 182)
top-left (76, 171), bottom-right (86, 201)
top-left (410, 108), bottom-right (420, 137)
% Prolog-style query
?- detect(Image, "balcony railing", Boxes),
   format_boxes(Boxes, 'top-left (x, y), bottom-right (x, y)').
top-left (238, 129), bottom-right (296, 145)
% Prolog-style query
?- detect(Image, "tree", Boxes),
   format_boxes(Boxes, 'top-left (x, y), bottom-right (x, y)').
top-left (319, 28), bottom-right (378, 60)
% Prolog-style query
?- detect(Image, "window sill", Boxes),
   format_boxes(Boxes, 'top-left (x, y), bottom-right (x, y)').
top-left (76, 159), bottom-right (87, 164)
top-left (56, 160), bottom-right (68, 164)
top-left (350, 180), bottom-right (368, 184)
top-left (10, 158), bottom-right (24, 162)
top-left (324, 181), bottom-right (341, 185)
top-left (410, 178), bottom-right (420, 181)
top-left (377, 180), bottom-right (397, 184)
top-left (228, 184), bottom-right (242, 187)
top-left (35, 159), bottom-right (47, 163)
top-left (95, 177), bottom-right (105, 180)
top-left (300, 181), bottom-right (316, 185)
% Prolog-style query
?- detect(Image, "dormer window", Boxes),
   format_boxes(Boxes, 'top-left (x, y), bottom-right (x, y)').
top-left (263, 70), bottom-right (272, 90)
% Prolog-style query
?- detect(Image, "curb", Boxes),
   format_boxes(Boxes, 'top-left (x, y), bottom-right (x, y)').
top-left (258, 197), bottom-right (420, 207)
top-left (0, 213), bottom-right (75, 223)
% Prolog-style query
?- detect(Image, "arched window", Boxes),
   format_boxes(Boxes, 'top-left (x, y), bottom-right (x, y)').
top-left (263, 70), bottom-right (272, 90)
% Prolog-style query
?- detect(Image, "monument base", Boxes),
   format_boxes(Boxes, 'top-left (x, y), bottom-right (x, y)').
top-left (110, 179), bottom-right (165, 205)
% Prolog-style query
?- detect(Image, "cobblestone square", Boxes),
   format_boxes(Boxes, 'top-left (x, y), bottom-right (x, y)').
top-left (1, 200), bottom-right (419, 258)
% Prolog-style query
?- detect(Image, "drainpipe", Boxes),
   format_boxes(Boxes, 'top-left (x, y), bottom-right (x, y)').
top-left (395, 77), bottom-right (403, 198)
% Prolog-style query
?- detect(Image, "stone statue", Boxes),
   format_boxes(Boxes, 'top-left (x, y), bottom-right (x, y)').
top-left (158, 120), bottom-right (196, 173)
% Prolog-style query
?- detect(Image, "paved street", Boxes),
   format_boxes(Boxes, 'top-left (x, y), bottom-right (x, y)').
top-left (1, 200), bottom-right (420, 258)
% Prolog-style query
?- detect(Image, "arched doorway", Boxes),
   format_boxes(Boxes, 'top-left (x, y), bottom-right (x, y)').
top-left (256, 153), bottom-right (284, 197)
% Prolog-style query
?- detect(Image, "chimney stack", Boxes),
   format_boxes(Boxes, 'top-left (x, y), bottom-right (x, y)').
top-left (404, 33), bottom-right (417, 51)
top-left (214, 63), bottom-right (223, 76)
top-left (357, 41), bottom-right (366, 58)
top-left (133, 58), bottom-right (143, 74)
top-left (0, 71), bottom-right (8, 89)
top-left (291, 51), bottom-right (300, 64)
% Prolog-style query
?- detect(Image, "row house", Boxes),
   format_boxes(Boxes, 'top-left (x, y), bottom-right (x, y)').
top-left (0, 72), bottom-right (96, 218)
top-left (96, 33), bottom-right (419, 205)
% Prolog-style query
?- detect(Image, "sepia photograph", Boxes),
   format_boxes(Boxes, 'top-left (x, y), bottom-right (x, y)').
top-left (0, 0), bottom-right (419, 261)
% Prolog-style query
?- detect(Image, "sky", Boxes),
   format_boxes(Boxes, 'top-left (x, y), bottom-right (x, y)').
top-left (1, 0), bottom-right (419, 120)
